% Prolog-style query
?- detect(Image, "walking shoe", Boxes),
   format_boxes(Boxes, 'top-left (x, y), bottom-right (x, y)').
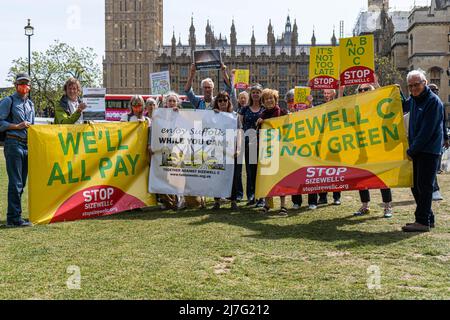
top-left (230, 202), bottom-right (239, 211)
top-left (354, 207), bottom-right (370, 216)
top-left (318, 198), bottom-right (328, 205)
top-left (278, 207), bottom-right (288, 217)
top-left (292, 204), bottom-right (301, 210)
top-left (384, 207), bottom-right (393, 218)
top-left (260, 206), bottom-right (271, 214)
top-left (432, 191), bottom-right (443, 201)
top-left (402, 223), bottom-right (430, 233)
top-left (308, 204), bottom-right (318, 210)
top-left (333, 200), bottom-right (342, 206)
top-left (406, 222), bottom-right (435, 229)
top-left (255, 199), bottom-right (266, 208)
top-left (246, 199), bottom-right (256, 206)
top-left (6, 220), bottom-right (33, 228)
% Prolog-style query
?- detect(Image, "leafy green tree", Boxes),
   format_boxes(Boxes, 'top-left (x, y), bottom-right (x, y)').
top-left (374, 55), bottom-right (403, 87)
top-left (7, 41), bottom-right (102, 115)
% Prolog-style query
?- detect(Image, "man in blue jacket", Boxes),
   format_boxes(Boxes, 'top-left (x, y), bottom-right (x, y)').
top-left (402, 70), bottom-right (444, 232)
top-left (0, 73), bottom-right (35, 228)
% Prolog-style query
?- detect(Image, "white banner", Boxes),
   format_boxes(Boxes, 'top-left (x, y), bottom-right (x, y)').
top-left (149, 109), bottom-right (238, 198)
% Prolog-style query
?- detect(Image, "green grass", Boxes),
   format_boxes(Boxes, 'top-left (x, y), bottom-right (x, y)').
top-left (0, 146), bottom-right (449, 299)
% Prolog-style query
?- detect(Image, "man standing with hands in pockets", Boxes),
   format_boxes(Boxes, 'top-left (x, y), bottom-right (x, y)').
top-left (0, 73), bottom-right (35, 228)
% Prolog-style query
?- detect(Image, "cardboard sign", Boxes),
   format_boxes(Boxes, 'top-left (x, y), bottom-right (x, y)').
top-left (150, 71), bottom-right (171, 95)
top-left (309, 46), bottom-right (340, 90)
top-left (82, 88), bottom-right (106, 121)
top-left (294, 87), bottom-right (312, 105)
top-left (194, 50), bottom-right (222, 70)
top-left (339, 35), bottom-right (375, 86)
top-left (234, 70), bottom-right (250, 89)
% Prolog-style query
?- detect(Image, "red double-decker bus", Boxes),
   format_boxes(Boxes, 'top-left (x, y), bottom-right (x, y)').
top-left (105, 94), bottom-right (195, 121)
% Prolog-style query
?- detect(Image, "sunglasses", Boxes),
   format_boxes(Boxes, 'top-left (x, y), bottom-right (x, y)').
top-left (358, 87), bottom-right (371, 93)
top-left (217, 99), bottom-right (229, 103)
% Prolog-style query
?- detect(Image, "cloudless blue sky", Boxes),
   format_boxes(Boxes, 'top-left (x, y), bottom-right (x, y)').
top-left (0, 0), bottom-right (427, 86)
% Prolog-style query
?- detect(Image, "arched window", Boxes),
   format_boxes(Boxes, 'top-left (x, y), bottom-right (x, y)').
top-left (429, 67), bottom-right (442, 88)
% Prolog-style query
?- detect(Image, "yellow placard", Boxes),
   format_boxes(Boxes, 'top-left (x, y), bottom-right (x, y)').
top-left (294, 87), bottom-right (312, 105)
top-left (28, 123), bottom-right (156, 225)
top-left (339, 34), bottom-right (375, 86)
top-left (255, 85), bottom-right (412, 198)
top-left (309, 46), bottom-right (340, 90)
top-left (234, 69), bottom-right (250, 89)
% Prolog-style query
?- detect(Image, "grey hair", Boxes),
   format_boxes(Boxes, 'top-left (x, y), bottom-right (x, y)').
top-left (285, 89), bottom-right (295, 101)
top-left (163, 91), bottom-right (180, 107)
top-left (201, 78), bottom-right (214, 88)
top-left (145, 97), bottom-right (157, 106)
top-left (407, 69), bottom-right (427, 82)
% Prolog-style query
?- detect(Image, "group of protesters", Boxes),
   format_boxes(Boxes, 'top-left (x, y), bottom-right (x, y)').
top-left (0, 64), bottom-right (447, 232)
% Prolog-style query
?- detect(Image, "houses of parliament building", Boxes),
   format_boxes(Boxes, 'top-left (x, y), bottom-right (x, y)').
top-left (103, 0), bottom-right (337, 97)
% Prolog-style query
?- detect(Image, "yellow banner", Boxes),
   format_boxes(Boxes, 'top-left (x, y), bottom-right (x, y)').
top-left (28, 123), bottom-right (156, 225)
top-left (255, 85), bottom-right (412, 198)
top-left (309, 46), bottom-right (340, 90)
top-left (339, 34), bottom-right (375, 86)
top-left (234, 69), bottom-right (250, 89)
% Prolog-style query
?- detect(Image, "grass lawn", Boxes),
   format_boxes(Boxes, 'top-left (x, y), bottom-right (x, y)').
top-left (0, 146), bottom-right (449, 299)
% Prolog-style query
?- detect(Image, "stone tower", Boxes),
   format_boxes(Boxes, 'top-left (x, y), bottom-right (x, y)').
top-left (103, 0), bottom-right (163, 94)
top-left (368, 0), bottom-right (389, 11)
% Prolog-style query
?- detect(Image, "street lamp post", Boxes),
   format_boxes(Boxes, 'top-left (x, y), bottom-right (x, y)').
top-left (24, 19), bottom-right (34, 77)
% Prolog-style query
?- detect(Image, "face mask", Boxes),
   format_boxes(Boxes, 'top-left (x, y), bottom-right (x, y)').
top-left (132, 106), bottom-right (143, 114)
top-left (17, 84), bottom-right (31, 95)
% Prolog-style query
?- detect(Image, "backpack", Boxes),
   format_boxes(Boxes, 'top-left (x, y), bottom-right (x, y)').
top-left (0, 95), bottom-right (13, 143)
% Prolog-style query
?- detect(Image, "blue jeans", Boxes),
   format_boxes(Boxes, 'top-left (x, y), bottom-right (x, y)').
top-left (4, 139), bottom-right (28, 223)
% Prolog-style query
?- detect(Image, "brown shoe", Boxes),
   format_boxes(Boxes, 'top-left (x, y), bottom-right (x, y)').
top-left (402, 223), bottom-right (431, 233)
top-left (406, 222), bottom-right (435, 228)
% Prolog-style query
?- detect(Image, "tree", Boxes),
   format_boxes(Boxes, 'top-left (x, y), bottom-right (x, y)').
top-left (374, 55), bottom-right (403, 87)
top-left (7, 41), bottom-right (102, 115)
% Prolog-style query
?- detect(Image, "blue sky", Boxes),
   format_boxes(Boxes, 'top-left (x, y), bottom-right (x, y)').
top-left (0, 0), bottom-right (427, 87)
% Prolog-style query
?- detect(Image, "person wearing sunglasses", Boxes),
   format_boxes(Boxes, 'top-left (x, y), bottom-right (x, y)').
top-left (401, 70), bottom-right (444, 233)
top-left (211, 91), bottom-right (241, 211)
top-left (353, 84), bottom-right (394, 219)
top-left (0, 73), bottom-right (35, 227)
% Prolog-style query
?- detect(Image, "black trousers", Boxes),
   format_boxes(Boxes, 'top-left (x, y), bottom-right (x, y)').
top-left (244, 139), bottom-right (258, 201)
top-left (318, 192), bottom-right (341, 202)
top-left (292, 194), bottom-right (319, 206)
top-left (411, 152), bottom-right (440, 226)
top-left (235, 163), bottom-right (244, 199)
top-left (359, 189), bottom-right (392, 203)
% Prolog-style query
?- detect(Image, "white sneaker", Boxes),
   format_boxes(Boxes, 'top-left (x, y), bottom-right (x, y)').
top-left (432, 191), bottom-right (443, 201)
top-left (308, 205), bottom-right (317, 210)
top-left (292, 204), bottom-right (300, 210)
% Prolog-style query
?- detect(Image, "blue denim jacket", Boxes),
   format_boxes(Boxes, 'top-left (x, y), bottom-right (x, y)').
top-left (0, 92), bottom-right (35, 140)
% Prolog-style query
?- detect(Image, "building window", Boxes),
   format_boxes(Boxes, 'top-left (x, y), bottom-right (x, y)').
top-left (298, 64), bottom-right (308, 79)
top-left (279, 65), bottom-right (288, 77)
top-left (409, 35), bottom-right (413, 56)
top-left (279, 81), bottom-right (288, 95)
top-left (180, 66), bottom-right (188, 78)
top-left (259, 66), bottom-right (268, 77)
top-left (429, 67), bottom-right (442, 88)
